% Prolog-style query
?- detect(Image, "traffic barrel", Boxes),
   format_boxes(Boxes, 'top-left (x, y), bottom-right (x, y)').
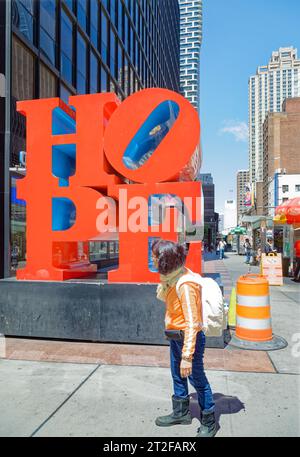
top-left (229, 274), bottom-right (287, 351)
top-left (236, 274), bottom-right (272, 341)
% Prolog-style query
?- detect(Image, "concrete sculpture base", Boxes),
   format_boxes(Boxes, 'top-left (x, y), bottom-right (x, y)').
top-left (0, 274), bottom-right (226, 348)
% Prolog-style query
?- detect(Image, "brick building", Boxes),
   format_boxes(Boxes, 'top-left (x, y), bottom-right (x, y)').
top-left (263, 98), bottom-right (300, 215)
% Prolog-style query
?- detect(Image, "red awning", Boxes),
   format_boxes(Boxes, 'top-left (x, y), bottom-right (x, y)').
top-left (275, 197), bottom-right (300, 224)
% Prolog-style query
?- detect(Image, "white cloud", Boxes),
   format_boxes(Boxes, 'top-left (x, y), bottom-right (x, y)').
top-left (220, 121), bottom-right (248, 142)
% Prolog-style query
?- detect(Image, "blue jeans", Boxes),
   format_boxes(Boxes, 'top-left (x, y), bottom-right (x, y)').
top-left (219, 249), bottom-right (224, 259)
top-left (170, 331), bottom-right (215, 413)
top-left (245, 252), bottom-right (251, 263)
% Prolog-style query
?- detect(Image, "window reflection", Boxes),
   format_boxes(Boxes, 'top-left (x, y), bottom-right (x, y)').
top-left (90, 51), bottom-right (98, 93)
top-left (124, 14), bottom-right (129, 52)
top-left (40, 0), bottom-right (56, 37)
top-left (77, 32), bottom-right (87, 94)
top-left (61, 10), bottom-right (73, 85)
top-left (117, 44), bottom-right (123, 88)
top-left (101, 66), bottom-right (108, 92)
top-left (101, 13), bottom-right (108, 64)
top-left (90, 0), bottom-right (98, 48)
top-left (102, 0), bottom-right (108, 11)
top-left (110, 0), bottom-right (116, 27)
top-left (10, 36), bottom-right (35, 274)
top-left (40, 29), bottom-right (56, 64)
top-left (89, 241), bottom-right (119, 272)
top-left (110, 28), bottom-right (116, 78)
top-left (77, 0), bottom-right (87, 32)
top-left (64, 0), bottom-right (74, 12)
top-left (118, 2), bottom-right (123, 32)
top-left (11, 175), bottom-right (27, 274)
top-left (12, 0), bottom-right (35, 43)
top-left (60, 83), bottom-right (72, 104)
top-left (130, 27), bottom-right (134, 57)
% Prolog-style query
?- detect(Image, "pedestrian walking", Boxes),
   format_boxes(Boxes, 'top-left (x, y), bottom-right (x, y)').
top-left (217, 240), bottom-right (225, 260)
top-left (152, 240), bottom-right (217, 438)
top-left (292, 240), bottom-right (300, 282)
top-left (243, 238), bottom-right (252, 264)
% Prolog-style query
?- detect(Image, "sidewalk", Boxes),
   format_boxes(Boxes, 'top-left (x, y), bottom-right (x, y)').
top-left (0, 253), bottom-right (299, 437)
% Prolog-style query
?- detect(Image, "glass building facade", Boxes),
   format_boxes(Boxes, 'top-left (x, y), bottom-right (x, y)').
top-left (198, 173), bottom-right (217, 247)
top-left (0, 0), bottom-right (180, 278)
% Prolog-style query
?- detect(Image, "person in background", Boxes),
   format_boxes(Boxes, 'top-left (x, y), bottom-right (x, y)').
top-left (218, 240), bottom-right (225, 260)
top-left (292, 240), bottom-right (300, 282)
top-left (243, 238), bottom-right (252, 264)
top-left (265, 238), bottom-right (274, 254)
top-left (152, 240), bottom-right (217, 438)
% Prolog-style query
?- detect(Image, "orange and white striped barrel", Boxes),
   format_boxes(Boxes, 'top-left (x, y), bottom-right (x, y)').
top-left (236, 274), bottom-right (272, 342)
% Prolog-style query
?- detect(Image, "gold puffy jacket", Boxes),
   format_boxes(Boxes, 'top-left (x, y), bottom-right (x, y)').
top-left (165, 280), bottom-right (203, 360)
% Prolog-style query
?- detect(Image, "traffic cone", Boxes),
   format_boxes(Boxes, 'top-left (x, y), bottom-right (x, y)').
top-left (228, 287), bottom-right (237, 327)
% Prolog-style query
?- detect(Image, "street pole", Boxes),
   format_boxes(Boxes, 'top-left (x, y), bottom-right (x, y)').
top-left (290, 225), bottom-right (294, 274)
top-left (260, 219), bottom-right (267, 255)
top-left (0, 0), bottom-right (11, 278)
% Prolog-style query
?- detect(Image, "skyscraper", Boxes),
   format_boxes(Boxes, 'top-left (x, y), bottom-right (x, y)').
top-left (263, 98), bottom-right (300, 215)
top-left (249, 47), bottom-right (300, 184)
top-left (224, 200), bottom-right (237, 232)
top-left (179, 0), bottom-right (203, 112)
top-left (236, 169), bottom-right (250, 223)
top-left (198, 173), bottom-right (217, 246)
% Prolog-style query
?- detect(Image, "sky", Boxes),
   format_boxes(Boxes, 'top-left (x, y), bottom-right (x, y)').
top-left (200, 0), bottom-right (300, 214)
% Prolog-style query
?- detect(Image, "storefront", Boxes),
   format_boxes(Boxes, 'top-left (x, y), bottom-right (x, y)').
top-left (274, 198), bottom-right (300, 276)
top-left (240, 215), bottom-right (274, 255)
top-left (10, 172), bottom-right (26, 273)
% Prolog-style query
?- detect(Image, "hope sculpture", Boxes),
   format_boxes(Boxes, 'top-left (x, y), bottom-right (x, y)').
top-left (16, 88), bottom-right (203, 282)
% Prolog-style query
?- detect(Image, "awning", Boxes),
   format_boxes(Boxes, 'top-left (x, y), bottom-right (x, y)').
top-left (240, 215), bottom-right (273, 230)
top-left (230, 226), bottom-right (247, 235)
top-left (273, 214), bottom-right (287, 224)
top-left (275, 197), bottom-right (300, 225)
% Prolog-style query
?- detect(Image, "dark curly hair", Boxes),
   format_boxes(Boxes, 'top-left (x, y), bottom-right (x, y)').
top-left (151, 240), bottom-right (188, 275)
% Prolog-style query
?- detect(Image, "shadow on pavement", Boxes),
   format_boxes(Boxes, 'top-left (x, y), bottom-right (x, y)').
top-left (189, 392), bottom-right (245, 431)
top-left (203, 253), bottom-right (220, 262)
top-left (203, 253), bottom-right (231, 262)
